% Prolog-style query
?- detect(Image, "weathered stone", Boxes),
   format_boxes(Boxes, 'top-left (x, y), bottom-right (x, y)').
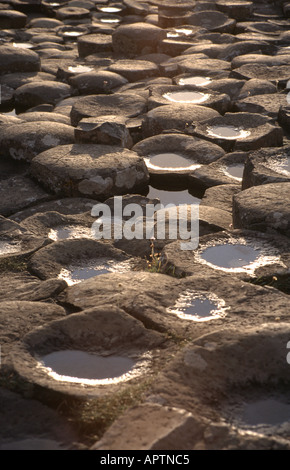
top-left (219, 42), bottom-right (277, 62)
top-left (238, 79), bottom-right (277, 99)
top-left (0, 45), bottom-right (40, 75)
top-left (69, 70), bottom-right (128, 95)
top-left (75, 116), bottom-right (133, 148)
top-left (77, 33), bottom-right (113, 57)
top-left (231, 64), bottom-right (290, 87)
top-left (142, 104), bottom-right (219, 137)
top-left (0, 175), bottom-right (51, 217)
top-left (242, 146), bottom-right (290, 189)
top-left (30, 143), bottom-right (149, 200)
top-left (70, 93), bottom-right (147, 126)
top-left (112, 22), bottom-right (167, 57)
top-left (189, 151), bottom-right (248, 190)
top-left (160, 229), bottom-right (290, 282)
top-left (10, 197), bottom-right (97, 223)
top-left (201, 184), bottom-right (241, 213)
top-left (0, 72), bottom-right (55, 89)
top-left (0, 388), bottom-right (78, 450)
top-left (0, 10), bottom-right (27, 29)
top-left (191, 112), bottom-right (283, 152)
top-left (107, 59), bottom-right (160, 82)
top-left (147, 84), bottom-right (231, 115)
top-left (233, 93), bottom-right (288, 119)
top-left (215, 0), bottom-right (253, 20)
top-left (233, 182), bottom-right (290, 238)
top-left (14, 81), bottom-right (72, 109)
top-left (188, 11), bottom-right (236, 34)
top-left (9, 306), bottom-right (164, 399)
top-left (56, 6), bottom-right (91, 21)
top-left (18, 112), bottom-right (71, 125)
top-left (231, 53), bottom-right (290, 69)
top-left (0, 121), bottom-right (75, 162)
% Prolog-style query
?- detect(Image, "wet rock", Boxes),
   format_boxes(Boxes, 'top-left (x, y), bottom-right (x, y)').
top-left (0, 175), bottom-right (51, 217)
top-left (147, 84), bottom-right (231, 115)
top-left (0, 121), bottom-right (75, 162)
top-left (9, 306), bottom-right (164, 399)
top-left (70, 92), bottom-right (147, 126)
top-left (20, 210), bottom-right (95, 241)
top-left (63, 270), bottom-right (290, 336)
top-left (75, 116), bottom-right (133, 148)
top-left (188, 151), bottom-right (248, 190)
top-left (10, 197), bottom-right (97, 223)
top-left (142, 103), bottom-right (219, 137)
top-left (112, 22), bottom-right (167, 57)
top-left (133, 133), bottom-right (224, 183)
top-left (160, 229), bottom-right (290, 282)
top-left (191, 112), bottom-right (283, 152)
top-left (242, 146), bottom-right (290, 189)
top-left (27, 237), bottom-right (137, 281)
top-left (0, 45), bottom-right (40, 74)
top-left (30, 143), bottom-right (149, 200)
top-left (107, 59), bottom-right (160, 82)
top-left (77, 33), bottom-right (113, 57)
top-left (14, 81), bottom-right (72, 109)
top-left (69, 70), bottom-right (128, 95)
top-left (0, 301), bottom-right (66, 362)
top-left (149, 323), bottom-right (290, 449)
top-left (0, 10), bottom-right (27, 29)
top-left (0, 388), bottom-right (78, 450)
top-left (201, 184), bottom-right (241, 213)
top-left (233, 182), bottom-right (290, 238)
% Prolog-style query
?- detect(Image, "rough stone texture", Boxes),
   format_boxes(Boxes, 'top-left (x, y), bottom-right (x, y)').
top-left (233, 182), bottom-right (290, 238)
top-left (9, 197), bottom-right (97, 223)
top-left (70, 93), bottom-right (147, 126)
top-left (75, 116), bottom-right (133, 148)
top-left (30, 143), bottom-right (149, 200)
top-left (0, 175), bottom-right (51, 217)
top-left (191, 112), bottom-right (283, 152)
top-left (201, 184), bottom-right (241, 213)
top-left (142, 104), bottom-right (220, 137)
top-left (0, 121), bottom-right (75, 162)
top-left (0, 272), bottom-right (67, 303)
top-left (69, 70), bottom-right (128, 95)
top-left (9, 306), bottom-right (165, 399)
top-left (77, 33), bottom-right (113, 57)
top-left (233, 93), bottom-right (288, 119)
top-left (0, 45), bottom-right (40, 75)
top-left (160, 229), bottom-right (290, 281)
top-left (27, 238), bottom-right (135, 280)
top-left (14, 81), bottom-right (72, 108)
top-left (112, 22), bottom-right (167, 57)
top-left (0, 388), bottom-right (79, 450)
top-left (242, 146), bottom-right (290, 189)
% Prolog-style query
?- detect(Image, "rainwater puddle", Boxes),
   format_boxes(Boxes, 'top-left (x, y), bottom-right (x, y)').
top-left (265, 155), bottom-right (290, 176)
top-left (207, 126), bottom-right (251, 140)
top-left (63, 31), bottom-right (85, 37)
top-left (68, 65), bottom-right (93, 73)
top-left (12, 43), bottom-right (34, 49)
top-left (195, 238), bottom-right (280, 273)
top-left (177, 76), bottom-right (212, 86)
top-left (145, 153), bottom-right (201, 172)
top-left (2, 109), bottom-right (17, 116)
top-left (167, 291), bottom-right (228, 321)
top-left (147, 185), bottom-right (201, 206)
top-left (222, 163), bottom-right (245, 181)
top-left (48, 225), bottom-right (93, 241)
top-left (37, 349), bottom-right (141, 385)
top-left (99, 6), bottom-right (123, 13)
top-left (163, 91), bottom-right (210, 104)
top-left (58, 258), bottom-right (132, 285)
top-left (225, 395), bottom-right (290, 436)
top-left (99, 17), bottom-right (120, 23)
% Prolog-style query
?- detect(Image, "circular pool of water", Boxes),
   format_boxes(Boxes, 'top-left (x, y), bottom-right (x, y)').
top-left (145, 153), bottom-right (201, 171)
top-left (167, 291), bottom-right (228, 321)
top-left (207, 126), bottom-right (251, 140)
top-left (163, 91), bottom-right (210, 104)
